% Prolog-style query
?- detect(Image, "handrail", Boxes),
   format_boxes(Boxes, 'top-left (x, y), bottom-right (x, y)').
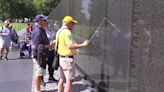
top-left (88, 17), bottom-right (121, 43)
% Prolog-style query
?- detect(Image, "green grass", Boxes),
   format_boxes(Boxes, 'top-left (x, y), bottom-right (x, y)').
top-left (0, 23), bottom-right (27, 31)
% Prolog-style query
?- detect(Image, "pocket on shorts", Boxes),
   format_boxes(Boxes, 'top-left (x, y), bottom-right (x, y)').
top-left (60, 57), bottom-right (74, 70)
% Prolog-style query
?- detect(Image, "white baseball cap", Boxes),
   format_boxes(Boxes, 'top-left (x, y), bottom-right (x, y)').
top-left (4, 19), bottom-right (11, 24)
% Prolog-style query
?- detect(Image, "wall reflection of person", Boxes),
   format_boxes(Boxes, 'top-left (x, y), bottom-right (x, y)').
top-left (9, 24), bottom-right (19, 48)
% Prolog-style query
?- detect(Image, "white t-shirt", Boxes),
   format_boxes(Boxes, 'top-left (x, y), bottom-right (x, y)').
top-left (45, 28), bottom-right (55, 50)
top-left (45, 29), bottom-right (55, 42)
top-left (0, 26), bottom-right (11, 42)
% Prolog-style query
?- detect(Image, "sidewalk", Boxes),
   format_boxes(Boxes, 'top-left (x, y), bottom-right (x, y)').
top-left (31, 61), bottom-right (96, 92)
top-left (18, 28), bottom-right (97, 92)
top-left (0, 41), bottom-right (33, 92)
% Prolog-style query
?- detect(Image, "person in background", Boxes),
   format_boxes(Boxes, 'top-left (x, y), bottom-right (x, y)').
top-left (31, 14), bottom-right (54, 92)
top-left (56, 16), bottom-right (89, 92)
top-left (26, 22), bottom-right (33, 35)
top-left (19, 35), bottom-right (32, 58)
top-left (41, 21), bottom-right (58, 86)
top-left (9, 24), bottom-right (19, 48)
top-left (0, 19), bottom-right (12, 60)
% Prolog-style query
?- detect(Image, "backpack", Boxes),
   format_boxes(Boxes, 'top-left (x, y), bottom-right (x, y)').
top-left (10, 29), bottom-right (18, 42)
top-left (0, 27), bottom-right (3, 33)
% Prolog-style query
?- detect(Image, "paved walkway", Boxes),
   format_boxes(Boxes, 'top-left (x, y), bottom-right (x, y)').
top-left (0, 28), bottom-right (97, 92)
top-left (0, 47), bottom-right (33, 92)
top-left (31, 60), bottom-right (96, 92)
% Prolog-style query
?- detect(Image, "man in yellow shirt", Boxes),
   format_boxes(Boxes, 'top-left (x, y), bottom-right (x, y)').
top-left (56, 16), bottom-right (88, 92)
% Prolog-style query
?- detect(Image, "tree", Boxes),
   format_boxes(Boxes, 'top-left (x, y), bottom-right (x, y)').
top-left (0, 0), bottom-right (60, 20)
top-left (33, 0), bottom-right (59, 15)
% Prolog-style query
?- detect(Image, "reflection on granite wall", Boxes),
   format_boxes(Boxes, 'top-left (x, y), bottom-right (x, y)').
top-left (48, 0), bottom-right (164, 92)
top-left (130, 0), bottom-right (164, 92)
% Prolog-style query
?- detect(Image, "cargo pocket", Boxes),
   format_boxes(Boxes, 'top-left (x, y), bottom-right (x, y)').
top-left (60, 57), bottom-right (74, 70)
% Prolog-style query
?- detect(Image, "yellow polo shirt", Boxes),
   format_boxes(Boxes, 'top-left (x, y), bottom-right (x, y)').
top-left (55, 26), bottom-right (79, 56)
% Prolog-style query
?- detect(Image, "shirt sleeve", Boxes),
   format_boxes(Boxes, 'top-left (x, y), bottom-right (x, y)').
top-left (65, 30), bottom-right (73, 46)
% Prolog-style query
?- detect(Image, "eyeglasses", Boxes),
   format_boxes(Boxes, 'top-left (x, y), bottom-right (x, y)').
top-left (39, 19), bottom-right (47, 22)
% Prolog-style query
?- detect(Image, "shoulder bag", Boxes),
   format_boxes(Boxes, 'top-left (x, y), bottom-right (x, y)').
top-left (52, 28), bottom-right (63, 70)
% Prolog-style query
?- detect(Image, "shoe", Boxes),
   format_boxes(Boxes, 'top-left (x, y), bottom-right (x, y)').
top-left (20, 56), bottom-right (23, 59)
top-left (4, 57), bottom-right (8, 60)
top-left (48, 77), bottom-right (58, 82)
top-left (0, 56), bottom-right (2, 60)
top-left (20, 52), bottom-right (25, 57)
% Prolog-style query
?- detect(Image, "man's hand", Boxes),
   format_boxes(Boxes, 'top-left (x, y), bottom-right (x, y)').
top-left (49, 41), bottom-right (55, 48)
top-left (68, 40), bottom-right (89, 49)
top-left (82, 40), bottom-right (89, 47)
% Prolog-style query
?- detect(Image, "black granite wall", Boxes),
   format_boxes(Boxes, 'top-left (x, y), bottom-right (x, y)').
top-left (130, 0), bottom-right (164, 92)
top-left (48, 0), bottom-right (164, 92)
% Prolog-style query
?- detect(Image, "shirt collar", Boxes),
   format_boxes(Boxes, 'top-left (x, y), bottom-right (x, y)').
top-left (61, 25), bottom-right (68, 29)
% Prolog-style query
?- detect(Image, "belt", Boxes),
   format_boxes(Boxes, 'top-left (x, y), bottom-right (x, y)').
top-left (60, 55), bottom-right (74, 58)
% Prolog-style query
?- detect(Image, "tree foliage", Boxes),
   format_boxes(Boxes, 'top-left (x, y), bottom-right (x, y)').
top-left (0, 0), bottom-right (60, 20)
top-left (33, 0), bottom-right (60, 15)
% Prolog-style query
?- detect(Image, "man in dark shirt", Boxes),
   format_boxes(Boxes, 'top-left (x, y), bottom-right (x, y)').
top-left (32, 14), bottom-right (54, 92)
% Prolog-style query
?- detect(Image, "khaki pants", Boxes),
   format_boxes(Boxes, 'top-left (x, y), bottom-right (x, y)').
top-left (59, 56), bottom-right (75, 80)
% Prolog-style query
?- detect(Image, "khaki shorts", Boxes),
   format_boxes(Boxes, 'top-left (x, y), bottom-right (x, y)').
top-left (59, 56), bottom-right (75, 80)
top-left (0, 40), bottom-right (11, 48)
top-left (33, 59), bottom-right (46, 76)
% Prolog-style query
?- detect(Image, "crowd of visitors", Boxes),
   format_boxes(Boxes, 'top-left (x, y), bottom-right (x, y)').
top-left (0, 14), bottom-right (89, 92)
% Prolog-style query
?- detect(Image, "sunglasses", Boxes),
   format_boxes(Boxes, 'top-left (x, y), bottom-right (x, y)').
top-left (42, 19), bottom-right (47, 22)
top-left (39, 19), bottom-right (47, 22)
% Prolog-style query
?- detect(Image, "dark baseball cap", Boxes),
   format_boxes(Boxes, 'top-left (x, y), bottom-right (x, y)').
top-left (34, 14), bottom-right (48, 22)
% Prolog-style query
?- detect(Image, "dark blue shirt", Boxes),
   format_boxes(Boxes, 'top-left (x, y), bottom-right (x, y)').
top-left (32, 26), bottom-right (49, 45)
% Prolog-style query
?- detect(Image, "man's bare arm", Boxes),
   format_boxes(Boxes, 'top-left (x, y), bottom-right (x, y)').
top-left (68, 40), bottom-right (89, 49)
top-left (0, 33), bottom-right (9, 36)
